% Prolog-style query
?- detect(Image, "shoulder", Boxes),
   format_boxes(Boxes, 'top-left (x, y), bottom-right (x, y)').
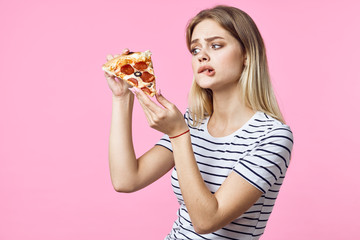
top-left (254, 112), bottom-right (293, 145)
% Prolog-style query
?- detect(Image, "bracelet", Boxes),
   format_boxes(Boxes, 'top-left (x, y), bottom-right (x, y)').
top-left (169, 129), bottom-right (190, 139)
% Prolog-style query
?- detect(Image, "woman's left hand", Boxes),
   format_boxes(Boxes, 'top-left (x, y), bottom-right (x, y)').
top-left (131, 88), bottom-right (188, 137)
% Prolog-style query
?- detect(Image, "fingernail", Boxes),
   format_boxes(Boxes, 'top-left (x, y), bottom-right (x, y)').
top-left (129, 87), bottom-right (136, 95)
top-left (132, 87), bottom-right (141, 95)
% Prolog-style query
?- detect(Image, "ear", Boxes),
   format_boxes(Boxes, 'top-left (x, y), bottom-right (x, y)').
top-left (244, 56), bottom-right (248, 66)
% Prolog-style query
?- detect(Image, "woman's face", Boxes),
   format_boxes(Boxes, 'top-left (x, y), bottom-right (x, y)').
top-left (190, 19), bottom-right (246, 92)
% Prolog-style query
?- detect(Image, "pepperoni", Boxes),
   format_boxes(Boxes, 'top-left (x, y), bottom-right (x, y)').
top-left (128, 78), bottom-right (138, 87)
top-left (140, 72), bottom-right (155, 83)
top-left (120, 64), bottom-right (134, 75)
top-left (134, 61), bottom-right (148, 71)
top-left (141, 87), bottom-right (152, 95)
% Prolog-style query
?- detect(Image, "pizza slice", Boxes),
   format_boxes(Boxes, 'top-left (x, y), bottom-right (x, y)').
top-left (102, 50), bottom-right (156, 96)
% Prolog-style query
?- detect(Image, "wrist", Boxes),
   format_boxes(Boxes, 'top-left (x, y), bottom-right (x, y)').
top-left (169, 128), bottom-right (190, 139)
top-left (112, 92), bottom-right (133, 102)
top-left (112, 93), bottom-right (134, 112)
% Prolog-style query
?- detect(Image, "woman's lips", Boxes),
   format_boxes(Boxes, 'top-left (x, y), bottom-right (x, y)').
top-left (198, 66), bottom-right (215, 76)
top-left (201, 69), bottom-right (215, 76)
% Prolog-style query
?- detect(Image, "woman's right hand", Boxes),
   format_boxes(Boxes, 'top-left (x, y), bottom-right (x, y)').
top-left (104, 48), bottom-right (132, 98)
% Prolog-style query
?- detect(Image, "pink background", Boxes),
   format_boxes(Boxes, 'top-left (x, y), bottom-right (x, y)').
top-left (1, 0), bottom-right (359, 239)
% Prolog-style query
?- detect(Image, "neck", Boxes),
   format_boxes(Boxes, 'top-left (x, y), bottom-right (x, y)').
top-left (209, 86), bottom-right (255, 130)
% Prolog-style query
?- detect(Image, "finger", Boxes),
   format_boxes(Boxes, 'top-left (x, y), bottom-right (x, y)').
top-left (122, 48), bottom-right (130, 55)
top-left (104, 72), bottom-right (117, 86)
top-left (104, 72), bottom-right (117, 80)
top-left (139, 100), bottom-right (156, 121)
top-left (104, 72), bottom-right (114, 81)
top-left (134, 91), bottom-right (157, 125)
top-left (106, 54), bottom-right (114, 61)
top-left (105, 71), bottom-right (121, 82)
top-left (155, 89), bottom-right (174, 109)
top-left (133, 87), bottom-right (164, 115)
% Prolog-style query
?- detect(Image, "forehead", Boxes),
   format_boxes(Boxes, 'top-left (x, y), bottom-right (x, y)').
top-left (191, 19), bottom-right (230, 41)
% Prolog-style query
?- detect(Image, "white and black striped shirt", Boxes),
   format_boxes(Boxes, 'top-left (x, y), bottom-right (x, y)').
top-left (157, 110), bottom-right (294, 240)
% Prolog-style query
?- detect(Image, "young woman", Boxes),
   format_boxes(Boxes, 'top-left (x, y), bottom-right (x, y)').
top-left (104, 5), bottom-right (293, 240)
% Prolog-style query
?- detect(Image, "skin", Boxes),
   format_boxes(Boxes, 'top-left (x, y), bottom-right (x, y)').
top-left (106, 19), bottom-right (263, 234)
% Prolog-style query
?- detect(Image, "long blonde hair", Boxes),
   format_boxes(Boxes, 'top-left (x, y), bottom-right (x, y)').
top-left (186, 5), bottom-right (285, 126)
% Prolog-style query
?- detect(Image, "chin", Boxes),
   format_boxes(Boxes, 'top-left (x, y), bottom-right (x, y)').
top-left (196, 82), bottom-right (215, 90)
top-left (195, 76), bottom-right (217, 90)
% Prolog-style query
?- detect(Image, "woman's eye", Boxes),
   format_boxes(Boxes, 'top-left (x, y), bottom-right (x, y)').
top-left (211, 44), bottom-right (222, 49)
top-left (191, 48), bottom-right (200, 55)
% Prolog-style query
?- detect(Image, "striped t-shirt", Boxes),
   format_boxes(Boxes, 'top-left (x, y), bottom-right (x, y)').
top-left (156, 109), bottom-right (294, 240)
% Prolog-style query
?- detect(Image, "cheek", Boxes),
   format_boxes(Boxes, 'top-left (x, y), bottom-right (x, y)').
top-left (191, 58), bottom-right (197, 73)
top-left (221, 51), bottom-right (244, 75)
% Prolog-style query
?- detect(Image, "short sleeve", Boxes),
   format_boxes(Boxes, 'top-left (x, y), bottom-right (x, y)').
top-left (232, 126), bottom-right (294, 193)
top-left (156, 134), bottom-right (173, 152)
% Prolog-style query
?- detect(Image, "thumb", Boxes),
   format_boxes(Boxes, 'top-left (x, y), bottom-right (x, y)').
top-left (155, 89), bottom-right (173, 109)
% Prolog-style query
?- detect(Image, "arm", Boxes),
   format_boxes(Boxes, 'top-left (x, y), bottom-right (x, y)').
top-left (170, 134), bottom-right (263, 234)
top-left (133, 88), bottom-right (264, 234)
top-left (105, 51), bottom-right (174, 193)
top-left (176, 125), bottom-right (293, 234)
top-left (109, 95), bottom-right (174, 192)
top-left (108, 94), bottom-right (136, 191)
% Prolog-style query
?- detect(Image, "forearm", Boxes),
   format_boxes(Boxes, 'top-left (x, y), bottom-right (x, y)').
top-left (109, 94), bottom-right (138, 191)
top-left (170, 134), bottom-right (219, 232)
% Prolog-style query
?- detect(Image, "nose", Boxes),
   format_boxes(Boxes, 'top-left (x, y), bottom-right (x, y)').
top-left (197, 50), bottom-right (209, 62)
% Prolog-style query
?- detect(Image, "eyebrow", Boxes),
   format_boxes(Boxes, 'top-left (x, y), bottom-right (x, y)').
top-left (190, 36), bottom-right (225, 45)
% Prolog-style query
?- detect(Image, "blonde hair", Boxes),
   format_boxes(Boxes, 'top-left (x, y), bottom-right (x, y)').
top-left (186, 5), bottom-right (285, 126)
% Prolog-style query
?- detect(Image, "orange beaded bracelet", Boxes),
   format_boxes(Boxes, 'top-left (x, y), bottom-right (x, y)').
top-left (169, 129), bottom-right (190, 139)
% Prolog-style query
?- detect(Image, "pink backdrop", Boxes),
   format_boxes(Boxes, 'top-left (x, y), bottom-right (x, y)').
top-left (1, 0), bottom-right (359, 239)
